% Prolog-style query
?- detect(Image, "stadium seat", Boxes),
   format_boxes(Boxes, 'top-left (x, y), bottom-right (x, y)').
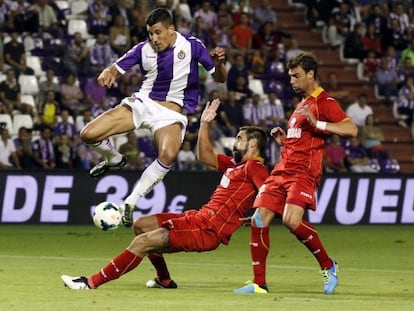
top-left (26, 55), bottom-right (45, 77)
top-left (0, 114), bottom-right (13, 131)
top-left (0, 72), bottom-right (6, 83)
top-left (219, 137), bottom-right (236, 155)
top-left (67, 19), bottom-right (91, 38)
top-left (12, 114), bottom-right (34, 135)
top-left (20, 95), bottom-right (37, 113)
top-left (18, 75), bottom-right (39, 95)
top-left (66, 1), bottom-right (88, 20)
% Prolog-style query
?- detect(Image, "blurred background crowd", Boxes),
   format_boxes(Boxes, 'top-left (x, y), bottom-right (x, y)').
top-left (0, 0), bottom-right (412, 174)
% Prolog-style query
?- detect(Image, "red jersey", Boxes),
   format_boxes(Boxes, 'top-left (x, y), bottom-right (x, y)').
top-left (273, 87), bottom-right (348, 181)
top-left (198, 154), bottom-right (268, 244)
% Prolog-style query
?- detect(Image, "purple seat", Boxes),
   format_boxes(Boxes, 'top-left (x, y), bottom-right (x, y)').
top-left (380, 159), bottom-right (400, 173)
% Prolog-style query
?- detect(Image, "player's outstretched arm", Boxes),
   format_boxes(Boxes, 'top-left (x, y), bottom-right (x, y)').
top-left (97, 64), bottom-right (121, 88)
top-left (196, 99), bottom-right (221, 167)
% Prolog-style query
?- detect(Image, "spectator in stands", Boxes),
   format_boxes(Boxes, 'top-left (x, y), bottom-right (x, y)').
top-left (33, 0), bottom-right (62, 37)
top-left (396, 76), bottom-right (414, 128)
top-left (227, 53), bottom-right (249, 92)
top-left (231, 12), bottom-right (253, 52)
top-left (324, 72), bottom-right (350, 107)
top-left (382, 18), bottom-right (409, 57)
top-left (263, 91), bottom-right (286, 131)
top-left (118, 131), bottom-right (143, 171)
top-left (252, 21), bottom-right (290, 51)
top-left (54, 132), bottom-right (75, 169)
top-left (108, 0), bottom-right (133, 29)
top-left (215, 1), bottom-right (233, 30)
top-left (212, 19), bottom-right (232, 50)
top-left (252, 0), bottom-right (276, 32)
top-left (60, 73), bottom-right (87, 116)
top-left (397, 57), bottom-right (414, 81)
top-left (190, 16), bottom-right (213, 49)
top-left (217, 91), bottom-right (245, 137)
top-left (242, 94), bottom-right (266, 127)
top-left (3, 31), bottom-right (34, 76)
top-left (109, 14), bottom-right (131, 57)
top-left (365, 4), bottom-right (388, 39)
top-left (324, 134), bottom-right (348, 173)
top-left (345, 136), bottom-right (379, 173)
top-left (53, 108), bottom-right (78, 140)
top-left (343, 22), bottom-right (365, 61)
top-left (0, 68), bottom-right (32, 116)
top-left (305, 0), bottom-right (338, 28)
top-left (13, 126), bottom-right (37, 169)
top-left (399, 37), bottom-right (414, 67)
top-left (32, 125), bottom-right (56, 169)
top-left (63, 32), bottom-right (90, 77)
top-left (88, 0), bottom-right (112, 36)
top-left (10, 0), bottom-right (39, 34)
top-left (0, 127), bottom-right (21, 169)
top-left (75, 108), bottom-right (93, 133)
top-left (233, 75), bottom-right (253, 100)
top-left (83, 74), bottom-right (109, 117)
top-left (39, 90), bottom-right (60, 127)
top-left (193, 1), bottom-right (217, 32)
top-left (230, 0), bottom-right (253, 25)
top-left (285, 38), bottom-right (304, 62)
top-left (121, 73), bottom-right (143, 99)
top-left (324, 15), bottom-right (345, 48)
top-left (375, 56), bottom-right (399, 106)
top-left (0, 0), bottom-right (13, 32)
top-left (363, 23), bottom-right (383, 57)
top-left (360, 114), bottom-right (389, 160)
top-left (346, 93), bottom-right (373, 128)
top-left (89, 33), bottom-right (115, 76)
top-left (362, 49), bottom-right (380, 84)
top-left (176, 139), bottom-right (196, 171)
top-left (389, 2), bottom-right (410, 36)
top-left (38, 69), bottom-right (61, 104)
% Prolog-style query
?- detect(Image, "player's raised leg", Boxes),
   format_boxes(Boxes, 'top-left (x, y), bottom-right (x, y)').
top-left (80, 105), bottom-right (134, 178)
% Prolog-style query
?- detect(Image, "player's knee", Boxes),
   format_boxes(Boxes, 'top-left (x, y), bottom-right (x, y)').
top-left (252, 210), bottom-right (265, 228)
top-left (282, 216), bottom-right (301, 231)
top-left (80, 125), bottom-right (97, 144)
top-left (158, 148), bottom-right (178, 166)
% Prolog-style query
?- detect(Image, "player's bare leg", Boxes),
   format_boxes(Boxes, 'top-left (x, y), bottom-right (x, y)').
top-left (81, 105), bottom-right (135, 178)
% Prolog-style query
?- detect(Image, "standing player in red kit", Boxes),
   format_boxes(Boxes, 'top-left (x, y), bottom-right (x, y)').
top-left (234, 53), bottom-right (358, 295)
top-left (61, 99), bottom-right (269, 290)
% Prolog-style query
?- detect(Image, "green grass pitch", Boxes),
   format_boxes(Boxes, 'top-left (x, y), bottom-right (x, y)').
top-left (0, 224), bottom-right (413, 311)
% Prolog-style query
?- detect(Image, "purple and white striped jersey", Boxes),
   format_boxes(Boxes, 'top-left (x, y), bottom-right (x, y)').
top-left (115, 32), bottom-right (216, 114)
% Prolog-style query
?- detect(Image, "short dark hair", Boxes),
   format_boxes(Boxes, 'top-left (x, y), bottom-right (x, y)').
top-left (287, 52), bottom-right (319, 80)
top-left (239, 126), bottom-right (268, 157)
top-left (146, 8), bottom-right (173, 27)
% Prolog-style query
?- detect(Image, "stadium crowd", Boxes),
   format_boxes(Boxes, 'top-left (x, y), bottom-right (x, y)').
top-left (0, 0), bottom-right (409, 173)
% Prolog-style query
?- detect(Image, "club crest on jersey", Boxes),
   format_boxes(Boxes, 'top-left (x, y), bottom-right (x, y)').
top-left (177, 50), bottom-right (186, 60)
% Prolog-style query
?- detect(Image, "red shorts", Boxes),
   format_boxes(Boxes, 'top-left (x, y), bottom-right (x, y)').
top-left (155, 211), bottom-right (221, 253)
top-left (253, 173), bottom-right (317, 216)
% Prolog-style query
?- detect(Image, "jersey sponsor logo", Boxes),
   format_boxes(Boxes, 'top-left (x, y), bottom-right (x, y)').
top-left (300, 191), bottom-right (313, 199)
top-left (287, 128), bottom-right (302, 138)
top-left (177, 50), bottom-right (186, 60)
top-left (289, 117), bottom-right (297, 128)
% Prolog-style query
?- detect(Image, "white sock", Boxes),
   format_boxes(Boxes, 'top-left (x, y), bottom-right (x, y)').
top-left (124, 158), bottom-right (171, 205)
top-left (88, 139), bottom-right (123, 164)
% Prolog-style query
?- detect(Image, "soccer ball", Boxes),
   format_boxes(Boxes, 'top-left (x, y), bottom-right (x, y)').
top-left (93, 201), bottom-right (122, 231)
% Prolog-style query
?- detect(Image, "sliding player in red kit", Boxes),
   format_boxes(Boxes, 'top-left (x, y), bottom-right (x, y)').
top-left (234, 52), bottom-right (358, 295)
top-left (61, 99), bottom-right (269, 290)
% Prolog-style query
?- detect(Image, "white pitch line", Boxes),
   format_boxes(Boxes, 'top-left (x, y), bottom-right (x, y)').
top-left (0, 254), bottom-right (413, 274)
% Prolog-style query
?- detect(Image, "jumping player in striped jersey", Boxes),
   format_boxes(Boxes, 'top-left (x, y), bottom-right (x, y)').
top-left (80, 8), bottom-right (227, 227)
top-left (61, 99), bottom-right (269, 290)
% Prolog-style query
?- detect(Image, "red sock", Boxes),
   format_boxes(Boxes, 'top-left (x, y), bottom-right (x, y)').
top-left (88, 249), bottom-right (142, 288)
top-left (291, 221), bottom-right (332, 269)
top-left (148, 253), bottom-right (171, 282)
top-left (250, 226), bottom-right (270, 287)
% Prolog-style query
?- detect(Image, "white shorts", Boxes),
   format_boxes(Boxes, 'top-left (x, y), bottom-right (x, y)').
top-left (120, 94), bottom-right (188, 141)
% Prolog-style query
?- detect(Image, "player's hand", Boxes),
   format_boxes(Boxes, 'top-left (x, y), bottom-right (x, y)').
top-left (200, 98), bottom-right (221, 123)
top-left (299, 106), bottom-right (317, 127)
top-left (211, 47), bottom-right (226, 64)
top-left (97, 65), bottom-right (118, 88)
top-left (270, 126), bottom-right (286, 145)
top-left (239, 217), bottom-right (252, 226)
